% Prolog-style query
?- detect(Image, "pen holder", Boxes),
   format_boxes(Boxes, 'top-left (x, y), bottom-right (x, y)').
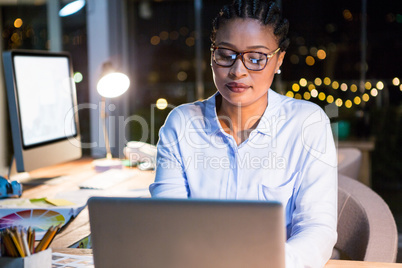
top-left (0, 248), bottom-right (52, 268)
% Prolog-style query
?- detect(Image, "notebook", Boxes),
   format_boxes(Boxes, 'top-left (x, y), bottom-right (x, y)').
top-left (88, 197), bottom-right (286, 268)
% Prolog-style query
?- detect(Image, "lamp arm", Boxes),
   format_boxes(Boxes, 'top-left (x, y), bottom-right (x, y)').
top-left (101, 97), bottom-right (112, 160)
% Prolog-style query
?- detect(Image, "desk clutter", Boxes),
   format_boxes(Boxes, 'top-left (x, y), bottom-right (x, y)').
top-left (0, 225), bottom-right (60, 257)
top-left (0, 226), bottom-right (60, 268)
top-left (0, 198), bottom-right (86, 240)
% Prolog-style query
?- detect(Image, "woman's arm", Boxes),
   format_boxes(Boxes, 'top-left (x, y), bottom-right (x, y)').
top-left (286, 110), bottom-right (338, 268)
top-left (149, 109), bottom-right (190, 198)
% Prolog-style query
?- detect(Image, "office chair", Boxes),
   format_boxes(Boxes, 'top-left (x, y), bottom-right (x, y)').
top-left (332, 174), bottom-right (398, 262)
top-left (337, 148), bottom-right (362, 180)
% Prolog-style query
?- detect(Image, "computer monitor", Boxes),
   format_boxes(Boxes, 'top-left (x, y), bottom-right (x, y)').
top-left (2, 50), bottom-right (82, 177)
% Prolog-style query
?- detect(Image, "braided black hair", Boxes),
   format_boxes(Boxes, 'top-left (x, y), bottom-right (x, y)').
top-left (211, 0), bottom-right (290, 51)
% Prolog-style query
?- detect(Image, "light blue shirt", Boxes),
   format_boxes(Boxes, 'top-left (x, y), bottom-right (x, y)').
top-left (150, 89), bottom-right (338, 268)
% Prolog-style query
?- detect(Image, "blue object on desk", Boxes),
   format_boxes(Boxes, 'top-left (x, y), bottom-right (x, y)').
top-left (0, 176), bottom-right (22, 198)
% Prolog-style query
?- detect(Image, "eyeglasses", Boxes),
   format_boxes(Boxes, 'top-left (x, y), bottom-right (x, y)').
top-left (211, 46), bottom-right (281, 71)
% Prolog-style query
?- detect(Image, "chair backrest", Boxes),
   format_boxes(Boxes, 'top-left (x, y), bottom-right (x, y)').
top-left (334, 174), bottom-right (398, 262)
top-left (337, 148), bottom-right (362, 180)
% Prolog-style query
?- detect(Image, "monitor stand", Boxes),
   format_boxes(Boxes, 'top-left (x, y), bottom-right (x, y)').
top-left (7, 157), bottom-right (60, 185)
top-left (8, 157), bottom-right (30, 182)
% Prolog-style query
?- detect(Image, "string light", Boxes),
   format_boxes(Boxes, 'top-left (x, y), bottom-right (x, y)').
top-left (362, 93), bottom-right (370, 102)
top-left (314, 78), bottom-right (322, 86)
top-left (370, 88), bottom-right (378, 97)
top-left (287, 78), bottom-right (393, 106)
top-left (340, 83), bottom-right (348, 91)
top-left (306, 56), bottom-right (315, 66)
top-left (376, 81), bottom-right (384, 90)
top-left (317, 49), bottom-right (326, 60)
top-left (354, 96), bottom-right (361, 105)
top-left (292, 83), bottom-right (300, 92)
top-left (332, 81), bottom-right (339, 89)
top-left (311, 89), bottom-right (318, 98)
top-left (299, 78), bottom-right (308, 87)
top-left (350, 84), bottom-right (358, 92)
top-left (308, 84), bottom-right (315, 91)
top-left (327, 95), bottom-right (334, 103)
top-left (286, 91), bottom-right (294, 98)
top-left (318, 92), bottom-right (326, 101)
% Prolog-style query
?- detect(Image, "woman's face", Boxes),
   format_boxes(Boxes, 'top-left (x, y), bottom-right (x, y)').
top-left (212, 18), bottom-right (285, 109)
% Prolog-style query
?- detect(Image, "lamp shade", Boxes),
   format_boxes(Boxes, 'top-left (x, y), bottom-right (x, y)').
top-left (96, 72), bottom-right (130, 98)
top-left (59, 0), bottom-right (86, 17)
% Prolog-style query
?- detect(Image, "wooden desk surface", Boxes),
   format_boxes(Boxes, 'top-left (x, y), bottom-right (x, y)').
top-left (18, 158), bottom-right (402, 268)
top-left (325, 260), bottom-right (402, 267)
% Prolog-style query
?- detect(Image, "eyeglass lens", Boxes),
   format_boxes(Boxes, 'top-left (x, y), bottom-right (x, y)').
top-left (213, 48), bottom-right (267, 70)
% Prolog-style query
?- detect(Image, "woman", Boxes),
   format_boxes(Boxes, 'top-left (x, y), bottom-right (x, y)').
top-left (150, 1), bottom-right (337, 267)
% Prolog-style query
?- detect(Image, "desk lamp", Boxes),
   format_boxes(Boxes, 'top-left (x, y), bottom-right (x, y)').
top-left (93, 62), bottom-right (130, 171)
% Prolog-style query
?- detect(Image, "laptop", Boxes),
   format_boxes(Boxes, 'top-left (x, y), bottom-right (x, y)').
top-left (88, 197), bottom-right (286, 268)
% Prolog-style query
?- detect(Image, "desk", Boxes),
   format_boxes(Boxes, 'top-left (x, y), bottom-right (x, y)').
top-left (325, 260), bottom-right (402, 267)
top-left (17, 158), bottom-right (401, 268)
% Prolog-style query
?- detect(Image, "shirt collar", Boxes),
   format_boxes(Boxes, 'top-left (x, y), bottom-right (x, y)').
top-left (204, 92), bottom-right (222, 136)
top-left (204, 89), bottom-right (283, 136)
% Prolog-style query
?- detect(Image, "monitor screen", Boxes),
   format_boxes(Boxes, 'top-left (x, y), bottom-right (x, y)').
top-left (13, 55), bottom-right (77, 148)
top-left (3, 50), bottom-right (82, 173)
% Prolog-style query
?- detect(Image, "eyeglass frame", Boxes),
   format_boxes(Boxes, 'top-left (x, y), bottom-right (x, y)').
top-left (210, 46), bottom-right (281, 71)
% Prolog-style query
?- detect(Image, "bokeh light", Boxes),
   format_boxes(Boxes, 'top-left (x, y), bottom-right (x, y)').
top-left (177, 71), bottom-right (187, 81)
top-left (286, 91), bottom-right (294, 98)
top-left (303, 92), bottom-right (311, 100)
top-left (150, 36), bottom-right (160, 45)
top-left (317, 49), bottom-right (326, 60)
top-left (318, 92), bottom-right (326, 101)
top-left (323, 77), bottom-right (331, 86)
top-left (327, 95), bottom-right (334, 103)
top-left (370, 88), bottom-right (378, 97)
top-left (376, 81), bottom-right (384, 90)
top-left (156, 98), bottom-right (168, 110)
top-left (345, 100), bottom-right (352, 108)
top-left (332, 81), bottom-right (339, 89)
top-left (74, 72), bottom-right (83, 83)
top-left (340, 83), bottom-right (348, 91)
top-left (365, 81), bottom-right (372, 90)
top-left (306, 56), bottom-right (315, 66)
top-left (392, 77), bottom-right (400, 86)
top-left (362, 93), bottom-right (370, 102)
top-left (335, 98), bottom-right (343, 107)
top-left (314, 78), bottom-right (322, 86)
top-left (354, 96), bottom-right (361, 105)
top-left (299, 78), bottom-right (307, 87)
top-left (350, 84), bottom-right (358, 92)
top-left (14, 18), bottom-right (23, 28)
top-left (292, 83), bottom-right (300, 92)
top-left (311, 89), bottom-right (318, 98)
